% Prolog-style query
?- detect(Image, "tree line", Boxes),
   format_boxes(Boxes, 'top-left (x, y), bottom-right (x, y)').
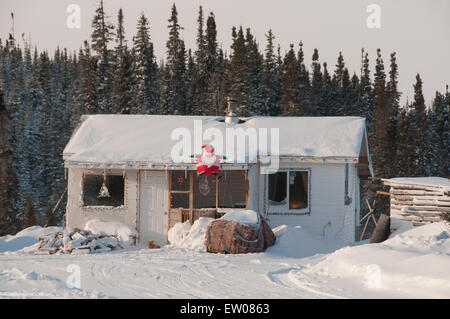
top-left (0, 2), bottom-right (448, 235)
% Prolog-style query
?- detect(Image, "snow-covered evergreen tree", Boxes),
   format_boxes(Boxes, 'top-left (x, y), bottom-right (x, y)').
top-left (261, 30), bottom-right (280, 116)
top-left (132, 13), bottom-right (160, 114)
top-left (112, 8), bottom-right (135, 114)
top-left (91, 0), bottom-right (114, 113)
top-left (161, 4), bottom-right (187, 115)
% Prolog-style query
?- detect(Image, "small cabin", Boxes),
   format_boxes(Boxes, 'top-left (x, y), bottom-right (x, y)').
top-left (63, 114), bottom-right (373, 246)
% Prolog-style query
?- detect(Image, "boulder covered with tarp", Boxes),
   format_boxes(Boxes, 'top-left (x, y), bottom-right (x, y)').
top-left (204, 210), bottom-right (275, 254)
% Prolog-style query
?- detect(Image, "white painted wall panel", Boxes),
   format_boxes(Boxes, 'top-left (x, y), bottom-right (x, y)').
top-left (265, 163), bottom-right (357, 242)
top-left (66, 168), bottom-right (138, 231)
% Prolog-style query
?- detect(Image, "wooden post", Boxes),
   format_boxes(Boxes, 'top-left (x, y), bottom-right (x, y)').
top-left (167, 170), bottom-right (172, 233)
top-left (45, 185), bottom-right (68, 227)
top-left (137, 171), bottom-right (141, 242)
top-left (189, 171), bottom-right (194, 224)
top-left (360, 215), bottom-right (371, 241)
top-left (215, 173), bottom-right (219, 210)
top-left (360, 199), bottom-right (377, 241)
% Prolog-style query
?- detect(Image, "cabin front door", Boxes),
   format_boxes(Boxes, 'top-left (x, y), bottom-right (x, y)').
top-left (139, 171), bottom-right (167, 246)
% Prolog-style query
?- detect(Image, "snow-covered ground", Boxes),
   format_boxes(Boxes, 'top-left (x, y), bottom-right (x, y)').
top-left (0, 221), bottom-right (449, 299)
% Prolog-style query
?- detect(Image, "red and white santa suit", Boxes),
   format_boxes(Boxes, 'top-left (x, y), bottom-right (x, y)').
top-left (195, 144), bottom-right (222, 176)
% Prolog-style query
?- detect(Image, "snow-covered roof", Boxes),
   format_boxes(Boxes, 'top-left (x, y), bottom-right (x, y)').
top-left (63, 115), bottom-right (370, 166)
top-left (383, 177), bottom-right (450, 191)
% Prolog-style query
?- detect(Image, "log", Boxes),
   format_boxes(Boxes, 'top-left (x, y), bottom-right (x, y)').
top-left (391, 199), bottom-right (450, 207)
top-left (391, 190), bottom-right (444, 196)
top-left (383, 182), bottom-right (446, 192)
top-left (370, 214), bottom-right (390, 243)
top-left (391, 205), bottom-right (450, 213)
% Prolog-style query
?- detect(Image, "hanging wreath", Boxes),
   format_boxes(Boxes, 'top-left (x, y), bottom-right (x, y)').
top-left (198, 176), bottom-right (210, 196)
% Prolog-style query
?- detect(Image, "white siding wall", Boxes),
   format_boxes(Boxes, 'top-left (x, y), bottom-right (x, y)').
top-left (261, 162), bottom-right (357, 243)
top-left (66, 168), bottom-right (138, 230)
top-left (66, 163), bottom-right (359, 243)
top-left (247, 165), bottom-right (260, 212)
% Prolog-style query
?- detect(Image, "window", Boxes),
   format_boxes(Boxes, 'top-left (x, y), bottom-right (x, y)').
top-left (193, 174), bottom-right (216, 208)
top-left (83, 174), bottom-right (125, 207)
top-left (169, 170), bottom-right (248, 209)
top-left (288, 171), bottom-right (308, 209)
top-left (268, 172), bottom-right (287, 205)
top-left (268, 170), bottom-right (309, 212)
top-left (170, 171), bottom-right (190, 208)
top-left (218, 171), bottom-right (247, 208)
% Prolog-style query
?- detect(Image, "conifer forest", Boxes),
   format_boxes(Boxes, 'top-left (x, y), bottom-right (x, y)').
top-left (0, 2), bottom-right (448, 235)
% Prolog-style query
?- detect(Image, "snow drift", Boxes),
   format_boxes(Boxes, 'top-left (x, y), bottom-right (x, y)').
top-left (292, 222), bottom-right (450, 298)
top-left (168, 217), bottom-right (214, 251)
top-left (1, 219), bottom-right (449, 298)
top-left (0, 226), bottom-right (61, 253)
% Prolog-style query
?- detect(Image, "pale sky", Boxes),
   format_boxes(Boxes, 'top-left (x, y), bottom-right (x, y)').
top-left (1, 0), bottom-right (449, 106)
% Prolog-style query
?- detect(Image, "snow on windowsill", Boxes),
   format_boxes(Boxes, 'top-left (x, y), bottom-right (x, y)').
top-left (82, 205), bottom-right (126, 211)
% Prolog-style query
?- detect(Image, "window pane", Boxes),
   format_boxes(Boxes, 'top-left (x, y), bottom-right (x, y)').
top-left (289, 171), bottom-right (308, 209)
top-left (268, 172), bottom-right (287, 205)
top-left (218, 171), bottom-right (247, 208)
top-left (193, 174), bottom-right (216, 208)
top-left (171, 170), bottom-right (189, 191)
top-left (171, 193), bottom-right (189, 208)
top-left (83, 175), bottom-right (124, 207)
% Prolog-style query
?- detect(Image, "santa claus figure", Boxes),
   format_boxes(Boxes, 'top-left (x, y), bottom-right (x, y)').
top-left (195, 144), bottom-right (222, 176)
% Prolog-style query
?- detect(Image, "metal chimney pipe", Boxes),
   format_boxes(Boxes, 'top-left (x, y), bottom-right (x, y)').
top-left (225, 97), bottom-right (238, 124)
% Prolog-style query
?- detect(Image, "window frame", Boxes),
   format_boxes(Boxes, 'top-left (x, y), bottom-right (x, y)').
top-left (267, 168), bottom-right (311, 215)
top-left (81, 172), bottom-right (127, 209)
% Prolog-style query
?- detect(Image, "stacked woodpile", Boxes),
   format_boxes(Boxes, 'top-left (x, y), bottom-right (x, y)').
top-left (382, 178), bottom-right (450, 226)
top-left (33, 229), bottom-right (125, 255)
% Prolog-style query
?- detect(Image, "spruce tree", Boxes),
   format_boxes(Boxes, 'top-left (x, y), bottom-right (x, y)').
top-left (396, 104), bottom-right (416, 176)
top-left (133, 13), bottom-right (160, 114)
top-left (229, 26), bottom-right (247, 114)
top-left (24, 196), bottom-right (37, 228)
top-left (243, 28), bottom-right (264, 116)
top-left (431, 90), bottom-right (449, 177)
top-left (310, 48), bottom-right (323, 115)
top-left (371, 49), bottom-right (390, 177)
top-left (193, 6), bottom-right (207, 114)
top-left (91, 0), bottom-right (114, 113)
top-left (329, 52), bottom-right (347, 116)
top-left (359, 49), bottom-right (374, 128)
top-left (112, 9), bottom-right (134, 114)
top-left (205, 12), bottom-right (223, 115)
top-left (321, 62), bottom-right (333, 116)
top-left (77, 41), bottom-right (97, 114)
top-left (386, 52), bottom-right (400, 176)
top-left (161, 4), bottom-right (187, 115)
top-left (0, 85), bottom-right (19, 235)
top-left (280, 44), bottom-right (300, 116)
top-left (262, 30), bottom-right (280, 116)
top-left (297, 41), bottom-right (310, 115)
top-left (412, 73), bottom-right (427, 176)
